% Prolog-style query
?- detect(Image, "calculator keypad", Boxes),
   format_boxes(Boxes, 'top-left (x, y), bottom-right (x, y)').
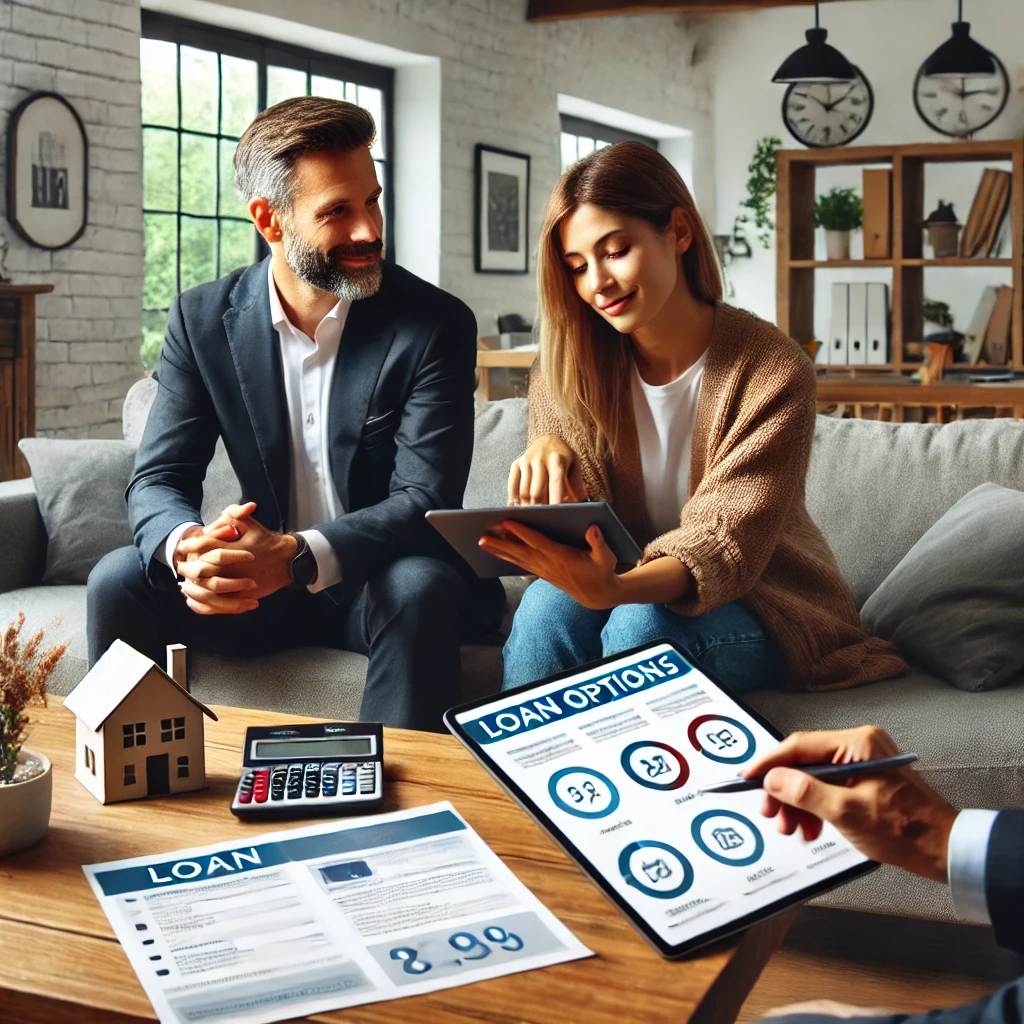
top-left (234, 762), bottom-right (380, 812)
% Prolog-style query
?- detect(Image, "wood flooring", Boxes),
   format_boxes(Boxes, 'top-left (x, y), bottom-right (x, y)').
top-left (738, 907), bottom-right (1023, 1021)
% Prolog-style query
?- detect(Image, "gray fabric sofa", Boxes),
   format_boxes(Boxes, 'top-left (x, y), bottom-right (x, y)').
top-left (3, 377), bottom-right (1023, 922)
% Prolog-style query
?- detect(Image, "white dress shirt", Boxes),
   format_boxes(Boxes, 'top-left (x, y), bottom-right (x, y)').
top-left (948, 808), bottom-right (999, 924)
top-left (630, 351), bottom-right (706, 538)
top-left (158, 262), bottom-right (348, 593)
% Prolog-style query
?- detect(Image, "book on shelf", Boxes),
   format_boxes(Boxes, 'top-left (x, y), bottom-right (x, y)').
top-left (979, 172), bottom-right (1011, 257)
top-left (959, 168), bottom-right (996, 257)
top-left (862, 169), bottom-right (892, 259)
top-left (983, 285), bottom-right (1013, 364)
top-left (960, 168), bottom-right (1011, 258)
top-left (963, 285), bottom-right (1000, 365)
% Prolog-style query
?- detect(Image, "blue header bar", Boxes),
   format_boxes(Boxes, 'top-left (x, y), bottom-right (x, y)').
top-left (464, 649), bottom-right (691, 745)
top-left (92, 810), bottom-right (465, 896)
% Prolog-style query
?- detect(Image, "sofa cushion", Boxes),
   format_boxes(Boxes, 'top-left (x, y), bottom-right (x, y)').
top-left (465, 398), bottom-right (528, 508)
top-left (860, 482), bottom-right (1024, 691)
top-left (806, 417), bottom-right (1024, 607)
top-left (122, 377), bottom-right (241, 522)
top-left (122, 376), bottom-right (158, 444)
top-left (18, 439), bottom-right (136, 584)
top-left (0, 584), bottom-right (88, 696)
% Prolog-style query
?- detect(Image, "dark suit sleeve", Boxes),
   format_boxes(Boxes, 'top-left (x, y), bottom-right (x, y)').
top-left (986, 811), bottom-right (1024, 954)
top-left (127, 295), bottom-right (219, 586)
top-left (314, 301), bottom-right (477, 591)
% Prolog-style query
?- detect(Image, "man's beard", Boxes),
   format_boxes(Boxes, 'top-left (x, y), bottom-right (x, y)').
top-left (283, 232), bottom-right (383, 301)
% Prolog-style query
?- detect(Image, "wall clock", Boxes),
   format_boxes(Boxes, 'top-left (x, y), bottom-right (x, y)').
top-left (782, 67), bottom-right (874, 148)
top-left (912, 59), bottom-right (1009, 137)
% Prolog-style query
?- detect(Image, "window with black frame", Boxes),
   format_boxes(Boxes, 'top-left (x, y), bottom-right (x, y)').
top-left (559, 114), bottom-right (657, 173)
top-left (140, 13), bottom-right (394, 370)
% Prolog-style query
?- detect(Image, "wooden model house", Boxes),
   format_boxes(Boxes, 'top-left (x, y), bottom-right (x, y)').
top-left (64, 640), bottom-right (217, 804)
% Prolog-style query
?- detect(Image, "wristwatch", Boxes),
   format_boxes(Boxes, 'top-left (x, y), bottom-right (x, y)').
top-left (288, 532), bottom-right (318, 589)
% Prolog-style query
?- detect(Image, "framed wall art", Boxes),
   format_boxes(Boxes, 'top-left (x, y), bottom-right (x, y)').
top-left (474, 143), bottom-right (529, 274)
top-left (6, 92), bottom-right (88, 250)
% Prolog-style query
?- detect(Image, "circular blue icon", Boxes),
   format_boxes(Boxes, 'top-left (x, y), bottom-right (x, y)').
top-left (687, 714), bottom-right (757, 764)
top-left (618, 840), bottom-right (695, 899)
top-left (691, 810), bottom-right (765, 867)
top-left (620, 740), bottom-right (690, 791)
top-left (548, 767), bottom-right (620, 819)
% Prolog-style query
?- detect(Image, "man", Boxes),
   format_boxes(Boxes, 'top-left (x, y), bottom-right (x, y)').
top-left (746, 726), bottom-right (1023, 1023)
top-left (87, 96), bottom-right (503, 731)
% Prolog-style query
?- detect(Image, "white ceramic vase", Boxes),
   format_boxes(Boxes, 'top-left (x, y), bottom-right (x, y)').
top-left (825, 230), bottom-right (851, 261)
top-left (0, 750), bottom-right (52, 857)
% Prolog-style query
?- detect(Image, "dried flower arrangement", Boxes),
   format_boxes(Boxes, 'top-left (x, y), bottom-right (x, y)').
top-left (1, 613), bottom-right (66, 785)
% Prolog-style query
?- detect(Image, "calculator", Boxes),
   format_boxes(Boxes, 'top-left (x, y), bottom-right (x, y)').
top-left (230, 722), bottom-right (384, 818)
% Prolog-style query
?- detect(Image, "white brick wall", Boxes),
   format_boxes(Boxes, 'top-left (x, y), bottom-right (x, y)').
top-left (1, 0), bottom-right (712, 438)
top-left (0, 0), bottom-right (142, 440)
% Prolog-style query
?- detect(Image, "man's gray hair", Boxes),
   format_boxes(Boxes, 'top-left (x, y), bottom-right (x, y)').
top-left (233, 96), bottom-right (376, 211)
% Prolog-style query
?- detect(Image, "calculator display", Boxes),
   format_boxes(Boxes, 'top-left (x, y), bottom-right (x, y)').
top-left (252, 737), bottom-right (373, 759)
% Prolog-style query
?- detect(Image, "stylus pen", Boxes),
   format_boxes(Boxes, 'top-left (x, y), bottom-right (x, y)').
top-left (697, 753), bottom-right (919, 794)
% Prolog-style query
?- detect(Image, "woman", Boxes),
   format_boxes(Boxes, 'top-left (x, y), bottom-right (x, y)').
top-left (479, 142), bottom-right (906, 694)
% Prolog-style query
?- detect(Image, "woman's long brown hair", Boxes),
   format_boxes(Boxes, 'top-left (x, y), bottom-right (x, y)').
top-left (537, 141), bottom-right (722, 454)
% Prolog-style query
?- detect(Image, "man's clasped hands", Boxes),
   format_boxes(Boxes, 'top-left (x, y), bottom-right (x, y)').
top-left (173, 503), bottom-right (300, 616)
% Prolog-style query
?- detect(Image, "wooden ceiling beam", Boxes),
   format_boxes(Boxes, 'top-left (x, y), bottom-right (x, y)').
top-left (527, 0), bottom-right (857, 21)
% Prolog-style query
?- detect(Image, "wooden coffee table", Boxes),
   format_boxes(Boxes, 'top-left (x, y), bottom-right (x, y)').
top-left (0, 699), bottom-right (794, 1023)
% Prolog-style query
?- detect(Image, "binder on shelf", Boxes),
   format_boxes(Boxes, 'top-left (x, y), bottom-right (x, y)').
top-left (862, 169), bottom-right (892, 259)
top-left (963, 285), bottom-right (999, 365)
top-left (847, 283), bottom-right (868, 365)
top-left (865, 283), bottom-right (890, 365)
top-left (827, 282), bottom-right (849, 366)
top-left (983, 285), bottom-right (1013, 364)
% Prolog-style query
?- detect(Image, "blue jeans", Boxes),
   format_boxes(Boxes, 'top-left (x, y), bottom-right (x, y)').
top-left (502, 580), bottom-right (786, 693)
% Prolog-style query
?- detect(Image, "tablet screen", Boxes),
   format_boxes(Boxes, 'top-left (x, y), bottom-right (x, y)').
top-left (448, 640), bottom-right (873, 957)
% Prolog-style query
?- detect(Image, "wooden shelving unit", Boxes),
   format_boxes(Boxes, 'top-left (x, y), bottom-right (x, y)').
top-left (776, 138), bottom-right (1024, 417)
top-left (0, 283), bottom-right (53, 480)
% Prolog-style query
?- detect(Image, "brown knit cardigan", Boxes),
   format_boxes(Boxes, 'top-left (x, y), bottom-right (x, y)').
top-left (527, 300), bottom-right (908, 692)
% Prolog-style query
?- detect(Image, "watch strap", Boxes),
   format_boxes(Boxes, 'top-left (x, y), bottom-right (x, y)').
top-left (288, 532), bottom-right (318, 588)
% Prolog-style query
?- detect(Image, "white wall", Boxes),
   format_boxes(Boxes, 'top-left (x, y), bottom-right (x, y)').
top-left (1, 0), bottom-right (143, 438)
top-left (159, 0), bottom-right (713, 336)
top-left (709, 0), bottom-right (1024, 336)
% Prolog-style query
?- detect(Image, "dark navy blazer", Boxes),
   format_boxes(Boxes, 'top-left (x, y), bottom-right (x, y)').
top-left (127, 257), bottom-right (480, 605)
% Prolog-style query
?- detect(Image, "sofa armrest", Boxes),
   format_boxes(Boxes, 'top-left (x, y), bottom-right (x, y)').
top-left (0, 478), bottom-right (46, 592)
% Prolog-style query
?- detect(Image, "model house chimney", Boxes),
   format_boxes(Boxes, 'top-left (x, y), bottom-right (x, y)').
top-left (166, 644), bottom-right (188, 693)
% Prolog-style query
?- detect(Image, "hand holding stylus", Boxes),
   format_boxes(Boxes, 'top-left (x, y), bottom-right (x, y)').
top-left (744, 726), bottom-right (957, 883)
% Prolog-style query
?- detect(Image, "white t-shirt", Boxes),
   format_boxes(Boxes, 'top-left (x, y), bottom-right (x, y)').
top-left (630, 351), bottom-right (707, 538)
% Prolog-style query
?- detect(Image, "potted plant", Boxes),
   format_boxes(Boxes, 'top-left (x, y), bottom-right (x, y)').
top-left (0, 613), bottom-right (66, 857)
top-left (815, 187), bottom-right (863, 261)
top-left (738, 136), bottom-right (782, 249)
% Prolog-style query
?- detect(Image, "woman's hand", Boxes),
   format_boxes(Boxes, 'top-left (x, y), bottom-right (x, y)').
top-left (508, 435), bottom-right (587, 505)
top-left (478, 521), bottom-right (620, 609)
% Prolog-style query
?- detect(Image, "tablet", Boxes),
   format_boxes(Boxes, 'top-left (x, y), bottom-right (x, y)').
top-left (426, 502), bottom-right (643, 577)
top-left (445, 640), bottom-right (876, 959)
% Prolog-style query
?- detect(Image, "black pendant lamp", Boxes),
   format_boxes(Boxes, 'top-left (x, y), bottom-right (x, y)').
top-left (922, 0), bottom-right (997, 78)
top-left (772, 1), bottom-right (856, 85)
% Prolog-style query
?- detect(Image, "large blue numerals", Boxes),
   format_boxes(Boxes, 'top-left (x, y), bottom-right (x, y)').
top-left (449, 932), bottom-right (491, 960)
top-left (389, 947), bottom-right (431, 974)
top-left (449, 926), bottom-right (525, 960)
top-left (483, 926), bottom-right (524, 951)
top-left (392, 925), bottom-right (525, 975)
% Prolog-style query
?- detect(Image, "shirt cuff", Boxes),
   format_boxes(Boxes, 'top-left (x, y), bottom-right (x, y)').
top-left (158, 522), bottom-right (203, 573)
top-left (300, 529), bottom-right (342, 593)
top-left (948, 808), bottom-right (999, 925)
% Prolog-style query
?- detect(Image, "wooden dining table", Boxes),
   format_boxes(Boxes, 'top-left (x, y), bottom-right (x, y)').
top-left (0, 698), bottom-right (795, 1023)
